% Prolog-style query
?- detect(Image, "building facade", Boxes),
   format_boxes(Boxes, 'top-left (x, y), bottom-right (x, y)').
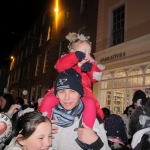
top-left (93, 0), bottom-right (150, 114)
top-left (0, 65), bottom-right (9, 95)
top-left (9, 0), bottom-right (99, 101)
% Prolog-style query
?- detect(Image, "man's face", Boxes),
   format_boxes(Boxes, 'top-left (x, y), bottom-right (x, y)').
top-left (56, 89), bottom-right (81, 110)
top-left (134, 102), bottom-right (138, 109)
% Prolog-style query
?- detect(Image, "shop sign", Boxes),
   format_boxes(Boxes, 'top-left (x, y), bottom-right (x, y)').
top-left (100, 52), bottom-right (126, 63)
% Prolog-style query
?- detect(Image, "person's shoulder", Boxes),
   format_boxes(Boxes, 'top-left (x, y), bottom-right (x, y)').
top-left (5, 146), bottom-right (22, 150)
top-left (4, 137), bottom-right (22, 150)
top-left (96, 115), bottom-right (103, 124)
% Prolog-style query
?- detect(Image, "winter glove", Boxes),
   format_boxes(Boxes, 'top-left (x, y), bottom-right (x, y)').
top-left (75, 51), bottom-right (86, 61)
top-left (81, 62), bottom-right (92, 72)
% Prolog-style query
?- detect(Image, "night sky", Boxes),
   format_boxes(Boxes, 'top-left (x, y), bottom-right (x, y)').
top-left (0, 0), bottom-right (47, 66)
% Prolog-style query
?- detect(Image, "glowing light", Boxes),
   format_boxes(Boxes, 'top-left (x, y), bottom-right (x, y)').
top-left (10, 56), bottom-right (15, 70)
top-left (54, 8), bottom-right (58, 12)
top-left (55, 0), bottom-right (59, 29)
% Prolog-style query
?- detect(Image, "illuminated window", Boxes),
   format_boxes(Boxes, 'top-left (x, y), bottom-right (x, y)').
top-left (145, 65), bottom-right (150, 74)
top-left (43, 50), bottom-right (49, 73)
top-left (113, 79), bottom-right (126, 88)
top-left (39, 32), bottom-right (43, 47)
top-left (128, 67), bottom-right (143, 76)
top-left (114, 70), bottom-right (126, 78)
top-left (47, 25), bottom-right (52, 41)
top-left (101, 81), bottom-right (113, 89)
top-left (145, 65), bottom-right (150, 85)
top-left (102, 72), bottom-right (112, 80)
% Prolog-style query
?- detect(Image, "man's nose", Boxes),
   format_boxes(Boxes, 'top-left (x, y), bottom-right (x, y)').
top-left (64, 91), bottom-right (69, 99)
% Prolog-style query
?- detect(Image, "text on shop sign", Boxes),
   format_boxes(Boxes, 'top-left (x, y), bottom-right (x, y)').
top-left (100, 52), bottom-right (126, 63)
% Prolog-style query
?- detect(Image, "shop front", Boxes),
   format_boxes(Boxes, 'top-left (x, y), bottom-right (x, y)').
top-left (93, 34), bottom-right (150, 115)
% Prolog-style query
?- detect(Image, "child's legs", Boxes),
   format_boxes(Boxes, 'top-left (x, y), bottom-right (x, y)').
top-left (94, 100), bottom-right (104, 120)
top-left (81, 96), bottom-right (96, 128)
top-left (38, 94), bottom-right (59, 118)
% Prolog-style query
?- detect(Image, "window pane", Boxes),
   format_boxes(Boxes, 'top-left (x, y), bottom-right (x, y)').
top-left (137, 77), bottom-right (143, 86)
top-left (101, 81), bottom-right (112, 89)
top-left (114, 70), bottom-right (126, 78)
top-left (133, 78), bottom-right (138, 86)
top-left (102, 73), bottom-right (112, 80)
top-left (145, 66), bottom-right (150, 74)
top-left (145, 76), bottom-right (150, 85)
top-left (112, 5), bottom-right (124, 46)
top-left (128, 67), bottom-right (143, 76)
top-left (113, 89), bottom-right (125, 115)
top-left (128, 78), bottom-right (132, 86)
top-left (113, 79), bottom-right (126, 88)
top-left (106, 90), bottom-right (112, 109)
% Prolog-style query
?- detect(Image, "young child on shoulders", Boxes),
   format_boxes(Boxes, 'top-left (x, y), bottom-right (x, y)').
top-left (4, 111), bottom-right (52, 150)
top-left (38, 32), bottom-right (105, 128)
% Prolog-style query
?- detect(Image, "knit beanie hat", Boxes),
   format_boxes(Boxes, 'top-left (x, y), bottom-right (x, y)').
top-left (54, 69), bottom-right (83, 96)
top-left (105, 114), bottom-right (128, 143)
top-left (132, 90), bottom-right (147, 106)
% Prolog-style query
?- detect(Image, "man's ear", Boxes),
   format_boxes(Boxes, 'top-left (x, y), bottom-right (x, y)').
top-left (17, 134), bottom-right (25, 146)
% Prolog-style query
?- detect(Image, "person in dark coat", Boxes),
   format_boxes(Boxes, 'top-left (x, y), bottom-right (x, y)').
top-left (105, 114), bottom-right (130, 150)
top-left (130, 98), bottom-right (150, 150)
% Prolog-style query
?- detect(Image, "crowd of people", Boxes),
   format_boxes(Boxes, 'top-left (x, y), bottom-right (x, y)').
top-left (0, 32), bottom-right (150, 150)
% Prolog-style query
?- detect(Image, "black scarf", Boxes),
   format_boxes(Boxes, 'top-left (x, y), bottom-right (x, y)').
top-left (52, 100), bottom-right (84, 127)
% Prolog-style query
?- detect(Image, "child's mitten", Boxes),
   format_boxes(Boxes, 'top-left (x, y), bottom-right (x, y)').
top-left (75, 51), bottom-right (86, 61)
top-left (81, 62), bottom-right (92, 72)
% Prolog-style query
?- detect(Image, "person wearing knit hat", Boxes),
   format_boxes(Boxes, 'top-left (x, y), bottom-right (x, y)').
top-left (105, 114), bottom-right (130, 150)
top-left (54, 68), bottom-right (83, 96)
top-left (129, 90), bottom-right (148, 139)
top-left (132, 90), bottom-right (147, 107)
top-left (130, 98), bottom-right (150, 150)
top-left (130, 103), bottom-right (150, 135)
top-left (51, 68), bottom-right (111, 150)
top-left (38, 32), bottom-right (105, 130)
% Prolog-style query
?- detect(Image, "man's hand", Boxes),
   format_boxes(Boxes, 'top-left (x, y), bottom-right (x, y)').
top-left (7, 104), bottom-right (21, 115)
top-left (77, 123), bottom-right (98, 145)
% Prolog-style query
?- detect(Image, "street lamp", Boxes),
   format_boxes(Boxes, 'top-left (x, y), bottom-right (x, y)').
top-left (54, 8), bottom-right (58, 13)
top-left (54, 0), bottom-right (59, 29)
top-left (10, 56), bottom-right (15, 70)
